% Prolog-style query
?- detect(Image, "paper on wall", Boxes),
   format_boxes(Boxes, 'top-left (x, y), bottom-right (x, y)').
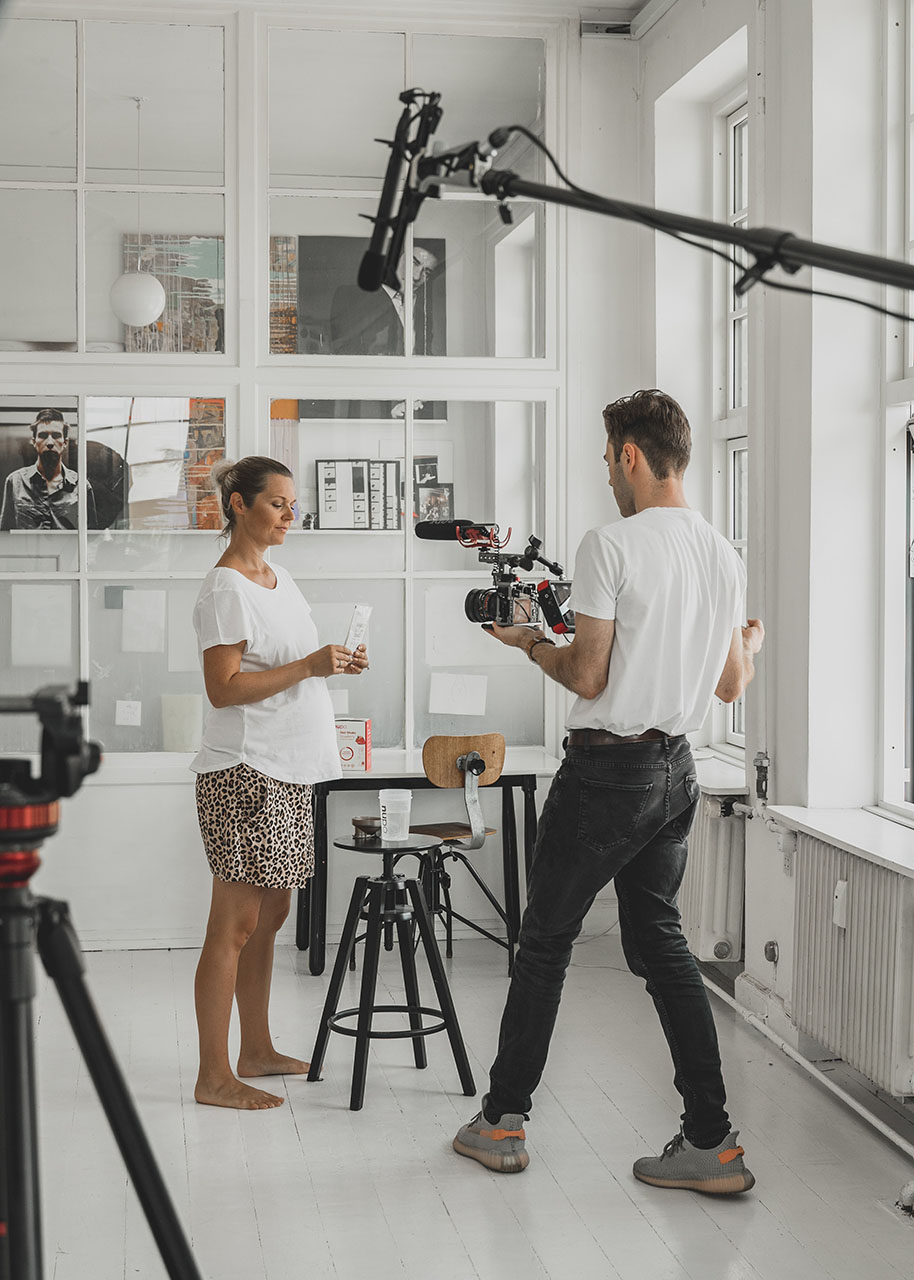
top-left (429, 672), bottom-right (488, 717)
top-left (122, 589), bottom-right (166, 653)
top-left (10, 583), bottom-right (73, 667)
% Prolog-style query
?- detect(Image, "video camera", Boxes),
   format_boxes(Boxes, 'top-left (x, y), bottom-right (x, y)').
top-left (415, 520), bottom-right (575, 634)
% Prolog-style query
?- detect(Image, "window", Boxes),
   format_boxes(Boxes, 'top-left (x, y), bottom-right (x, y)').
top-left (726, 437), bottom-right (748, 744)
top-left (727, 105), bottom-right (749, 412)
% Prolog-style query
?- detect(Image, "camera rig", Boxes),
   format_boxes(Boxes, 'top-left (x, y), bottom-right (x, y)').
top-left (457, 523), bottom-right (575, 633)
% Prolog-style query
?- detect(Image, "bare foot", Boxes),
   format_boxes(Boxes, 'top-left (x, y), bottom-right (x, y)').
top-left (236, 1051), bottom-right (311, 1078)
top-left (195, 1075), bottom-right (284, 1109)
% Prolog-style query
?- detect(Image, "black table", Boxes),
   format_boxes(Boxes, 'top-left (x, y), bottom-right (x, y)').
top-left (296, 768), bottom-right (540, 975)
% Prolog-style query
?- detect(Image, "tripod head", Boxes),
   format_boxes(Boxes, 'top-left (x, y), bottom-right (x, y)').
top-left (0, 682), bottom-right (101, 884)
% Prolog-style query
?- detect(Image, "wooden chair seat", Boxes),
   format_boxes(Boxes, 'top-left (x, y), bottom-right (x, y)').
top-left (408, 821), bottom-right (497, 840)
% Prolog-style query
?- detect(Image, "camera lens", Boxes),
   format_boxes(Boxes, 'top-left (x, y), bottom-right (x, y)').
top-left (464, 589), bottom-right (499, 624)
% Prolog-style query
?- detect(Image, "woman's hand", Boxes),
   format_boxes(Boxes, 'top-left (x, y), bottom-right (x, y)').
top-left (308, 644), bottom-right (357, 678)
top-left (341, 643), bottom-right (368, 676)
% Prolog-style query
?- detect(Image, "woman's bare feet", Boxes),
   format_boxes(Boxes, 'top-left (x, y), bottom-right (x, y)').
top-left (194, 1075), bottom-right (284, 1109)
top-left (236, 1051), bottom-right (310, 1078)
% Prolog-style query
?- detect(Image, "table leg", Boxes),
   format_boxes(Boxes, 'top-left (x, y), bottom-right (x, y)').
top-left (522, 776), bottom-right (538, 880)
top-left (309, 785), bottom-right (329, 976)
top-left (501, 786), bottom-right (521, 942)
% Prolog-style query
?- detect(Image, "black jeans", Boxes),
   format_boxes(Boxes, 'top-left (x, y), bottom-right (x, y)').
top-left (488, 735), bottom-right (730, 1148)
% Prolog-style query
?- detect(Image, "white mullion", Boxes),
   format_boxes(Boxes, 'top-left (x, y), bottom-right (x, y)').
top-left (404, 394), bottom-right (415, 750)
top-left (75, 18), bottom-right (86, 355)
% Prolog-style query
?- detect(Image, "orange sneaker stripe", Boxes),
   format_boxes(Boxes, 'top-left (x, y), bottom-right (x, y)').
top-left (480, 1128), bottom-right (526, 1141)
top-left (718, 1147), bottom-right (744, 1165)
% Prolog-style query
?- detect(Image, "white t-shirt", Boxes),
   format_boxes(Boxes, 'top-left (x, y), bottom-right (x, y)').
top-left (566, 507), bottom-right (746, 736)
top-left (190, 564), bottom-right (341, 785)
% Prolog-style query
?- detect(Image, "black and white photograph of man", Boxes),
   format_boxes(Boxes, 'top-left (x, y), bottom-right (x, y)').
top-left (0, 408), bottom-right (97, 531)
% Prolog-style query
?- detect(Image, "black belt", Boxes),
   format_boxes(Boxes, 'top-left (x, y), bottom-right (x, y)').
top-left (566, 728), bottom-right (667, 746)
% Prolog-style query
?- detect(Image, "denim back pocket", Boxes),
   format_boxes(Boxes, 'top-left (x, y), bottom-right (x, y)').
top-left (577, 776), bottom-right (654, 854)
top-left (669, 772), bottom-right (701, 842)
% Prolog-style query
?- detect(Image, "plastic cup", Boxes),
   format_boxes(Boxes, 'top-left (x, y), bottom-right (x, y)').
top-left (379, 788), bottom-right (412, 841)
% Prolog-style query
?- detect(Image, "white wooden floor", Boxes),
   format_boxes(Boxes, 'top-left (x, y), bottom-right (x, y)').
top-left (31, 908), bottom-right (914, 1280)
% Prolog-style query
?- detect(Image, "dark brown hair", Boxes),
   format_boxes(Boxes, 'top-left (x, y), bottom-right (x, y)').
top-left (211, 455), bottom-right (293, 536)
top-left (31, 408), bottom-right (67, 438)
top-left (602, 389), bottom-right (691, 479)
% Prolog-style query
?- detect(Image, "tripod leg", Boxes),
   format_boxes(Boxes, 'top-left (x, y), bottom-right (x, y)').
top-left (0, 889), bottom-right (42, 1280)
top-left (404, 881), bottom-right (475, 1097)
top-left (35, 898), bottom-right (202, 1280)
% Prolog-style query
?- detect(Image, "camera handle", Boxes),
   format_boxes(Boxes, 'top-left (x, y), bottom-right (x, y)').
top-left (0, 884), bottom-right (202, 1280)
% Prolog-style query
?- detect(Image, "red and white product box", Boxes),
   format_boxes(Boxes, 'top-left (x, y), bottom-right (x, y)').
top-left (335, 718), bottom-right (372, 771)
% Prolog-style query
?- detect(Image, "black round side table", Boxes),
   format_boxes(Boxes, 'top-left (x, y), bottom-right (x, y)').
top-left (306, 835), bottom-right (476, 1111)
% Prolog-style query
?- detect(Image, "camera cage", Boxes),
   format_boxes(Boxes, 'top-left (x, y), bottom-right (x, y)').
top-left (458, 524), bottom-right (575, 634)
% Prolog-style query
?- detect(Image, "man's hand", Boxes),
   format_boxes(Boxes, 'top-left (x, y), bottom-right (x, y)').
top-left (482, 623), bottom-right (541, 653)
top-left (742, 618), bottom-right (764, 655)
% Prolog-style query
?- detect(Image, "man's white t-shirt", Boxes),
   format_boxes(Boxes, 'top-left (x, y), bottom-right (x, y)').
top-left (190, 564), bottom-right (342, 785)
top-left (566, 507), bottom-right (746, 736)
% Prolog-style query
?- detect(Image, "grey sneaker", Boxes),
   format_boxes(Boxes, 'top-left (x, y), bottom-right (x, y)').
top-left (453, 1101), bottom-right (530, 1173)
top-left (633, 1129), bottom-right (755, 1194)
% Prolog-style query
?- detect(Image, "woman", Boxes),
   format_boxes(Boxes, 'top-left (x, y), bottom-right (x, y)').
top-left (191, 456), bottom-right (367, 1109)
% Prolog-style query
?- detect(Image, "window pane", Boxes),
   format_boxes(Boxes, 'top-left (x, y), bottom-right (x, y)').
top-left (412, 401), bottom-right (545, 572)
top-left (408, 199), bottom-right (545, 358)
top-left (0, 579), bottom-right (79, 753)
top-left (413, 580), bottom-right (545, 747)
top-left (269, 399), bottom-right (405, 573)
top-left (270, 196), bottom-right (392, 355)
top-left (0, 190), bottom-right (76, 351)
top-left (85, 22), bottom-right (224, 185)
top-left (85, 396), bottom-right (226, 571)
top-left (731, 314), bottom-right (748, 410)
top-left (86, 579), bottom-right (207, 752)
top-left (731, 116), bottom-right (747, 215)
top-left (294, 578), bottom-right (404, 747)
top-left (0, 19), bottom-right (76, 181)
top-left (730, 445), bottom-right (748, 543)
top-left (0, 398), bottom-right (81, 569)
top-left (269, 29), bottom-right (405, 188)
top-left (411, 34), bottom-right (546, 181)
top-left (86, 192), bottom-right (225, 353)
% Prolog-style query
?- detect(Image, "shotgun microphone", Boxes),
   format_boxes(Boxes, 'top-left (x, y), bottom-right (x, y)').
top-left (358, 96), bottom-right (415, 293)
top-left (414, 520), bottom-right (490, 541)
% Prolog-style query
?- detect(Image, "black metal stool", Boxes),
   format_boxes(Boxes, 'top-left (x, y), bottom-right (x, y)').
top-left (307, 835), bottom-right (476, 1111)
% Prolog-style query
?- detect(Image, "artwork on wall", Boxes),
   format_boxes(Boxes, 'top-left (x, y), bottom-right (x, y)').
top-left (316, 458), bottom-right (402, 531)
top-left (84, 396), bottom-right (225, 530)
top-left (121, 235), bottom-right (225, 353)
top-left (0, 400), bottom-right (92, 532)
top-left (268, 232), bottom-right (447, 376)
top-left (415, 481), bottom-right (454, 524)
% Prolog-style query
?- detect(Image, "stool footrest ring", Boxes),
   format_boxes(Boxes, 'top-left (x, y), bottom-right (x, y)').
top-left (327, 1005), bottom-right (446, 1040)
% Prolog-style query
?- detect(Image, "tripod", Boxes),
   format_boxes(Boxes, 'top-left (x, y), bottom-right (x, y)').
top-left (0, 847), bottom-right (202, 1280)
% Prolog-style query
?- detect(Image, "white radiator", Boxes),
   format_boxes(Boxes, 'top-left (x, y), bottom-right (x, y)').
top-left (679, 794), bottom-right (745, 962)
top-left (792, 834), bottom-right (914, 1098)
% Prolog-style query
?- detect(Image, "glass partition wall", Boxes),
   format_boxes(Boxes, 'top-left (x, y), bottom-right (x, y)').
top-left (0, 13), bottom-right (562, 757)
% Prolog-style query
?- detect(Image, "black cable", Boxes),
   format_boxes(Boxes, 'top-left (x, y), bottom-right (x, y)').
top-left (497, 124), bottom-right (913, 326)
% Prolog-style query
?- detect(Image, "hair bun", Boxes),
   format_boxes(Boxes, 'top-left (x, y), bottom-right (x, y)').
top-left (209, 457), bottom-right (236, 492)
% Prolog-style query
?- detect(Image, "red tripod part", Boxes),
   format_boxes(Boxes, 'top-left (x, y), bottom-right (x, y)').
top-left (0, 800), bottom-right (57, 885)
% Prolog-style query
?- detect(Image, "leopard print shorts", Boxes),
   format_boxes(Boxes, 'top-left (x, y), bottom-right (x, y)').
top-left (195, 762), bottom-right (314, 889)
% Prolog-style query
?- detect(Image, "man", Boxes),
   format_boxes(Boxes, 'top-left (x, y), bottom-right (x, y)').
top-left (0, 409), bottom-right (97, 531)
top-left (453, 389), bottom-right (764, 1194)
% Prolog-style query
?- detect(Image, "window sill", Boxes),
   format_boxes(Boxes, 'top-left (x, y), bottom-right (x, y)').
top-left (692, 753), bottom-right (746, 795)
top-left (766, 804), bottom-right (914, 880)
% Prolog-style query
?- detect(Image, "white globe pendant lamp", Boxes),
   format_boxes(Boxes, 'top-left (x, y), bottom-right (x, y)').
top-left (109, 96), bottom-right (166, 329)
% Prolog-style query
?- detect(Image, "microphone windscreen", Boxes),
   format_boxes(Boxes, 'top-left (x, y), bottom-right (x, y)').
top-left (414, 520), bottom-right (479, 540)
top-left (358, 251), bottom-right (386, 292)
